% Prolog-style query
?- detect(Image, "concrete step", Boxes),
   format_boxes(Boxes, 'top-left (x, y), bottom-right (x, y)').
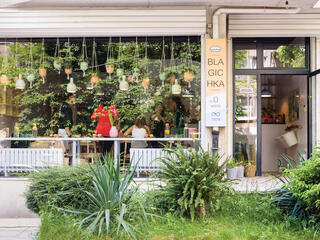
top-left (0, 218), bottom-right (40, 240)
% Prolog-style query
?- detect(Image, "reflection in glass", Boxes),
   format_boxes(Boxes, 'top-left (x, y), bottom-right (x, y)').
top-left (234, 40), bottom-right (257, 69)
top-left (234, 75), bottom-right (257, 165)
top-left (263, 38), bottom-right (306, 68)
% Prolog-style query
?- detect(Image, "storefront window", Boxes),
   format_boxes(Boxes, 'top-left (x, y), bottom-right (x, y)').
top-left (0, 37), bottom-right (201, 142)
top-left (234, 75), bottom-right (257, 164)
top-left (263, 38), bottom-right (306, 68)
top-left (234, 40), bottom-right (257, 69)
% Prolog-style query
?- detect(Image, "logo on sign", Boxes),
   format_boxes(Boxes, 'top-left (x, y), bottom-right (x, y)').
top-left (210, 46), bottom-right (221, 52)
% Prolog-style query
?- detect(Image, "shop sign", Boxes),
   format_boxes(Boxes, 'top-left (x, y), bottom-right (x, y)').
top-left (205, 38), bottom-right (227, 126)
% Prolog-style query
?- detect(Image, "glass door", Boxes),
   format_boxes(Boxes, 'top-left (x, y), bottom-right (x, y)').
top-left (234, 75), bottom-right (259, 175)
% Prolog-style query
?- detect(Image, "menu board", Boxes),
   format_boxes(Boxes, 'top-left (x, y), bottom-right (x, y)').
top-left (205, 38), bottom-right (227, 127)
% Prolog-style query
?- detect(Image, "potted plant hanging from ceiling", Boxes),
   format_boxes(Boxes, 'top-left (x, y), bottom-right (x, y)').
top-left (131, 37), bottom-right (140, 83)
top-left (105, 37), bottom-right (115, 79)
top-left (0, 40), bottom-right (10, 91)
top-left (90, 39), bottom-right (100, 86)
top-left (141, 38), bottom-right (150, 89)
top-left (53, 38), bottom-right (62, 74)
top-left (117, 38), bottom-right (129, 91)
top-left (12, 41), bottom-right (25, 90)
top-left (39, 38), bottom-right (49, 83)
top-left (183, 37), bottom-right (195, 86)
top-left (116, 37), bottom-right (124, 78)
top-left (158, 37), bottom-right (167, 86)
top-left (26, 40), bottom-right (36, 88)
top-left (169, 38), bottom-right (181, 95)
top-left (79, 37), bottom-right (88, 77)
top-left (64, 38), bottom-right (73, 80)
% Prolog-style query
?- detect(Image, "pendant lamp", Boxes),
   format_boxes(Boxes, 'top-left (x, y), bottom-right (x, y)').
top-left (15, 74), bottom-right (25, 90)
top-left (67, 77), bottom-right (77, 93)
top-left (261, 88), bottom-right (272, 98)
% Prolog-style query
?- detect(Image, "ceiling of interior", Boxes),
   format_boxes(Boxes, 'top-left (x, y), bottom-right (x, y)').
top-left (1, 0), bottom-right (319, 13)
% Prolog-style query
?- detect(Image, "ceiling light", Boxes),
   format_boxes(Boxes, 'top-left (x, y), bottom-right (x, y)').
top-left (261, 88), bottom-right (272, 98)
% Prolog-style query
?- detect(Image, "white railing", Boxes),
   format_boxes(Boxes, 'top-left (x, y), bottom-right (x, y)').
top-left (0, 148), bottom-right (63, 176)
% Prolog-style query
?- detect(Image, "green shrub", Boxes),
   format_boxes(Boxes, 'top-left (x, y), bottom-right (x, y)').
top-left (286, 148), bottom-right (320, 220)
top-left (66, 155), bottom-right (150, 240)
top-left (157, 145), bottom-right (231, 221)
top-left (25, 165), bottom-right (92, 213)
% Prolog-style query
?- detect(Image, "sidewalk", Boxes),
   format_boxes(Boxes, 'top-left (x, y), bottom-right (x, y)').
top-left (0, 218), bottom-right (40, 240)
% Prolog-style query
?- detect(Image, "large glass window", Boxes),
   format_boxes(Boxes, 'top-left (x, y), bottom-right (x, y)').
top-left (234, 40), bottom-right (257, 69)
top-left (0, 37), bottom-right (201, 141)
top-left (263, 38), bottom-right (306, 68)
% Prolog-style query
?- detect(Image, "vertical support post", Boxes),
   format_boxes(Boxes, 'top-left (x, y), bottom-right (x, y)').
top-left (72, 140), bottom-right (76, 166)
top-left (77, 140), bottom-right (81, 164)
top-left (114, 140), bottom-right (120, 163)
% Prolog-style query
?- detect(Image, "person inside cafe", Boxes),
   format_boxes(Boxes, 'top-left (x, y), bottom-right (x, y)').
top-left (124, 117), bottom-right (150, 148)
top-left (150, 103), bottom-right (166, 147)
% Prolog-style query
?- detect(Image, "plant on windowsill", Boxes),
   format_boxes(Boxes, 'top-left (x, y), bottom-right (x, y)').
top-left (244, 160), bottom-right (257, 177)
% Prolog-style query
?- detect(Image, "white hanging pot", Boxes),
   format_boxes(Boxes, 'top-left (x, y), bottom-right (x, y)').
top-left (15, 74), bottom-right (25, 90)
top-left (116, 68), bottom-right (124, 77)
top-left (53, 60), bottom-right (62, 74)
top-left (80, 61), bottom-right (88, 76)
top-left (67, 77), bottom-right (77, 93)
top-left (86, 82), bottom-right (94, 90)
top-left (119, 76), bottom-right (129, 91)
top-left (172, 79), bottom-right (181, 95)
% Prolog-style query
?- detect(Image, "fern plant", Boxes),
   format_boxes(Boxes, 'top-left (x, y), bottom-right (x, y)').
top-left (157, 144), bottom-right (231, 221)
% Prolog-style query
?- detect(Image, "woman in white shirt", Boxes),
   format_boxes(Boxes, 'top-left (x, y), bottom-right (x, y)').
top-left (124, 117), bottom-right (150, 148)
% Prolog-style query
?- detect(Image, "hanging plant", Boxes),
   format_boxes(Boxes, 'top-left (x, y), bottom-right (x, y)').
top-left (116, 37), bottom-right (124, 77)
top-left (141, 38), bottom-right (150, 89)
top-left (64, 38), bottom-right (73, 80)
top-left (67, 77), bottom-right (77, 93)
top-left (26, 41), bottom-right (36, 88)
top-left (90, 39), bottom-right (100, 85)
top-left (79, 37), bottom-right (88, 77)
top-left (53, 38), bottom-right (62, 74)
top-left (166, 37), bottom-right (178, 84)
top-left (119, 75), bottom-right (129, 91)
top-left (172, 79), bottom-right (182, 95)
top-left (159, 37), bottom-right (167, 85)
top-left (105, 37), bottom-right (115, 75)
top-left (183, 36), bottom-right (195, 85)
top-left (39, 39), bottom-right (49, 83)
top-left (132, 37), bottom-right (140, 82)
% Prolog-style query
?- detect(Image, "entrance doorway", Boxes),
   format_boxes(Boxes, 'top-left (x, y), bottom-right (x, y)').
top-left (233, 37), bottom-right (310, 176)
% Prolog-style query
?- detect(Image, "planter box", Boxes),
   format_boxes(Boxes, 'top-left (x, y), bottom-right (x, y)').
top-left (236, 166), bottom-right (245, 178)
top-left (245, 165), bottom-right (256, 177)
top-left (227, 167), bottom-right (238, 180)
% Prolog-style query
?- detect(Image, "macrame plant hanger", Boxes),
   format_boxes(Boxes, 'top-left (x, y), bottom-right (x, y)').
top-left (106, 37), bottom-right (114, 80)
top-left (39, 38), bottom-right (47, 83)
top-left (132, 36), bottom-right (140, 82)
top-left (53, 37), bottom-right (61, 74)
top-left (90, 38), bottom-right (99, 85)
top-left (159, 37), bottom-right (166, 86)
top-left (170, 36), bottom-right (177, 83)
top-left (0, 39), bottom-right (9, 91)
top-left (26, 39), bottom-right (35, 88)
top-left (186, 36), bottom-right (194, 87)
top-left (80, 37), bottom-right (88, 77)
top-left (141, 37), bottom-right (150, 90)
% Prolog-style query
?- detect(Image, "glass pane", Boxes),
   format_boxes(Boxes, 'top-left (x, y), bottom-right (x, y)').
top-left (234, 75), bottom-right (257, 165)
top-left (234, 40), bottom-right (257, 69)
top-left (263, 38), bottom-right (306, 68)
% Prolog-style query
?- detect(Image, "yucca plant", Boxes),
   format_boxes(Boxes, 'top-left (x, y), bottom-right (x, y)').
top-left (157, 144), bottom-right (231, 221)
top-left (66, 154), bottom-right (148, 239)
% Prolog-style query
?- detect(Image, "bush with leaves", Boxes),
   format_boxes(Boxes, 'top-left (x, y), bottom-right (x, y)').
top-left (25, 165), bottom-right (92, 214)
top-left (156, 145), bottom-right (232, 221)
top-left (65, 155), bottom-right (151, 239)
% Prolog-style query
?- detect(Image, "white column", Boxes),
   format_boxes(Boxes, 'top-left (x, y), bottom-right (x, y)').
top-left (315, 38), bottom-right (320, 146)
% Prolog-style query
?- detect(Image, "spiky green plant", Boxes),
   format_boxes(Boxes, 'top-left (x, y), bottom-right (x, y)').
top-left (157, 144), bottom-right (231, 221)
top-left (66, 154), bottom-right (149, 239)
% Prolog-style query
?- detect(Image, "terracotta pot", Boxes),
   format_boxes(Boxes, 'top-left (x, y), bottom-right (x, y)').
top-left (0, 74), bottom-right (9, 85)
top-left (170, 74), bottom-right (176, 83)
top-left (245, 165), bottom-right (256, 177)
top-left (109, 126), bottom-right (118, 138)
top-left (39, 68), bottom-right (47, 78)
top-left (128, 75), bottom-right (134, 83)
top-left (13, 76), bottom-right (18, 83)
top-left (142, 77), bottom-right (150, 88)
top-left (90, 73), bottom-right (99, 84)
top-left (184, 71), bottom-right (194, 82)
top-left (106, 65), bottom-right (114, 74)
top-left (65, 68), bottom-right (72, 75)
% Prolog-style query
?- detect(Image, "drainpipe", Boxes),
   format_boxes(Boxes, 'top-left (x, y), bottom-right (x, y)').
top-left (212, 7), bottom-right (301, 38)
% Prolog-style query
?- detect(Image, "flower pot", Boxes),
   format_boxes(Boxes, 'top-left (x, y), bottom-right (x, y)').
top-left (106, 65), bottom-right (114, 74)
top-left (109, 126), bottom-right (118, 138)
top-left (172, 79), bottom-right (181, 95)
top-left (90, 73), bottom-right (99, 84)
top-left (245, 165), bottom-right (256, 177)
top-left (236, 166), bottom-right (245, 178)
top-left (128, 75), bottom-right (134, 83)
top-left (142, 77), bottom-right (150, 88)
top-left (119, 76), bottom-right (129, 91)
top-left (0, 74), bottom-right (9, 85)
top-left (170, 74), bottom-right (176, 83)
top-left (184, 71), bottom-right (194, 82)
top-left (53, 61), bottom-right (62, 73)
top-left (39, 68), bottom-right (47, 78)
top-left (80, 61), bottom-right (88, 76)
top-left (159, 72), bottom-right (167, 81)
top-left (65, 68), bottom-right (72, 79)
top-left (133, 67), bottom-right (139, 73)
top-left (116, 68), bottom-right (124, 77)
top-left (227, 167), bottom-right (238, 180)
top-left (277, 131), bottom-right (298, 148)
top-left (26, 73), bottom-right (35, 87)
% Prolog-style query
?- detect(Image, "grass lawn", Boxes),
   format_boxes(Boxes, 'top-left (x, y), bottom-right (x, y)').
top-left (36, 192), bottom-right (320, 240)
